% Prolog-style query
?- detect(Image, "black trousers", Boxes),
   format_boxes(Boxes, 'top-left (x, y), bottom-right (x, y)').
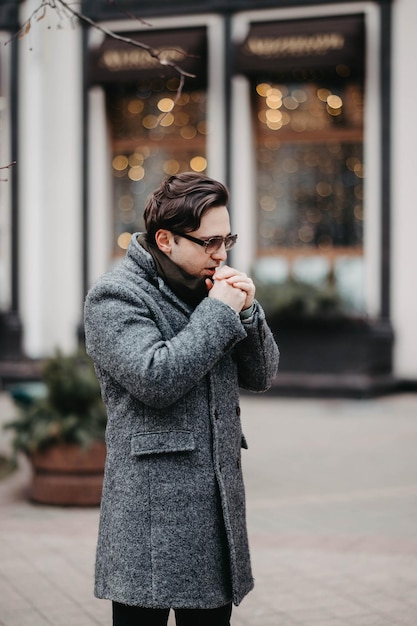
top-left (112, 601), bottom-right (233, 626)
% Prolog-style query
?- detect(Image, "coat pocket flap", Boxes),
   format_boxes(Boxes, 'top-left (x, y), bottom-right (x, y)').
top-left (131, 430), bottom-right (195, 457)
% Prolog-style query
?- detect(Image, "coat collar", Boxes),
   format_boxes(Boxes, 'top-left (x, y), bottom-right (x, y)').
top-left (124, 233), bottom-right (194, 316)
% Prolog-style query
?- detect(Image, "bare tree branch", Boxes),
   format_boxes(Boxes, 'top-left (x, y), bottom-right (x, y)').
top-left (0, 161), bottom-right (16, 182)
top-left (9, 0), bottom-right (197, 82)
top-left (2, 0), bottom-right (200, 173)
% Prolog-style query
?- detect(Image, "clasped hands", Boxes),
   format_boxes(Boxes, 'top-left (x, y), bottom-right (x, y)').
top-left (206, 265), bottom-right (255, 313)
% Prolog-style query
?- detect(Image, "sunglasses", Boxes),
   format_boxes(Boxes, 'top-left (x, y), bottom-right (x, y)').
top-left (171, 230), bottom-right (238, 254)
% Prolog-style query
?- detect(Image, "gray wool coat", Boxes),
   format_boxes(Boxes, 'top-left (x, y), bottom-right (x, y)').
top-left (84, 234), bottom-right (279, 610)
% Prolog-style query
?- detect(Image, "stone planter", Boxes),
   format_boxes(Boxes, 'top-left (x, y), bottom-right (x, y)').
top-left (29, 441), bottom-right (106, 506)
top-left (268, 317), bottom-right (395, 397)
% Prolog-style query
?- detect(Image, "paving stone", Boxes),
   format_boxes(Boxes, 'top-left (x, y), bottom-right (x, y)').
top-left (1, 393), bottom-right (417, 626)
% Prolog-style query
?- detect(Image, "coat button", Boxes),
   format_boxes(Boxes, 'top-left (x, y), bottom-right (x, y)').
top-left (236, 458), bottom-right (241, 469)
top-left (236, 406), bottom-right (241, 416)
top-left (214, 410), bottom-right (219, 420)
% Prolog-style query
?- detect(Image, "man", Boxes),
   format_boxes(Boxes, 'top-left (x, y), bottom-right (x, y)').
top-left (84, 172), bottom-right (279, 626)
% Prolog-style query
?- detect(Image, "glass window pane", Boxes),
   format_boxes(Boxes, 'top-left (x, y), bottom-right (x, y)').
top-left (254, 79), bottom-right (365, 315)
top-left (107, 82), bottom-right (207, 258)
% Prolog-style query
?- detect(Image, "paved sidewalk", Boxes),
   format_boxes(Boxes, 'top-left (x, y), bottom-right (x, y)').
top-left (1, 392), bottom-right (417, 625)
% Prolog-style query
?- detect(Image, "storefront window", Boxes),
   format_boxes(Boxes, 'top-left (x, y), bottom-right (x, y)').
top-left (236, 14), bottom-right (366, 315)
top-left (107, 81), bottom-right (207, 256)
top-left (89, 25), bottom-right (208, 258)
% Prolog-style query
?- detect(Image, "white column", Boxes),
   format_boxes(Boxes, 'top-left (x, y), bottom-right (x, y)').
top-left (19, 1), bottom-right (83, 357)
top-left (230, 75), bottom-right (257, 275)
top-left (362, 3), bottom-right (382, 318)
top-left (391, 0), bottom-right (417, 379)
top-left (87, 87), bottom-right (113, 286)
top-left (0, 31), bottom-right (12, 311)
top-left (206, 16), bottom-right (226, 184)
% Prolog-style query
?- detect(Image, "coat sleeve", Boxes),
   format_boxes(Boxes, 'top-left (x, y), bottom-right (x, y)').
top-left (84, 279), bottom-right (248, 408)
top-left (234, 300), bottom-right (280, 392)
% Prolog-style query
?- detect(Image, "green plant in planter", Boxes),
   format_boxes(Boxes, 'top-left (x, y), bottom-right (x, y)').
top-left (5, 349), bottom-right (107, 457)
top-left (254, 278), bottom-right (345, 325)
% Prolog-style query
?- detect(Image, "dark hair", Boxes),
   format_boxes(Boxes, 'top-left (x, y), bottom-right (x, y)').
top-left (143, 172), bottom-right (229, 243)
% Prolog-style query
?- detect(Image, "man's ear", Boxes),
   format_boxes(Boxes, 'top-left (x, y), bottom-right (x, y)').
top-left (154, 229), bottom-right (173, 254)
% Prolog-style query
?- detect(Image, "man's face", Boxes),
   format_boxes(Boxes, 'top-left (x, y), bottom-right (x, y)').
top-left (165, 205), bottom-right (231, 279)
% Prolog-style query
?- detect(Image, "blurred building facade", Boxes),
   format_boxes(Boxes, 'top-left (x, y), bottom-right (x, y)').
top-left (0, 0), bottom-right (415, 395)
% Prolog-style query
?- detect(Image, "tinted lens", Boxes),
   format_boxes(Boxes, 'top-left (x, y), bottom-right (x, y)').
top-left (225, 234), bottom-right (238, 250)
top-left (205, 237), bottom-right (225, 253)
top-left (204, 234), bottom-right (238, 253)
